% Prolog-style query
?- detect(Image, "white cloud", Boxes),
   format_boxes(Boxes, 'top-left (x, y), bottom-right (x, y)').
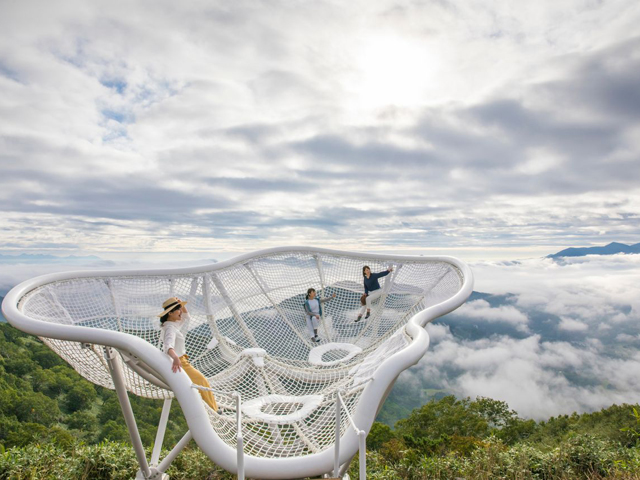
top-left (409, 331), bottom-right (640, 420)
top-left (616, 333), bottom-right (640, 343)
top-left (393, 254), bottom-right (640, 419)
top-left (472, 255), bottom-right (640, 328)
top-left (558, 316), bottom-right (589, 332)
top-left (425, 322), bottom-right (453, 343)
top-left (450, 299), bottom-right (530, 332)
top-left (0, 1), bottom-right (639, 254)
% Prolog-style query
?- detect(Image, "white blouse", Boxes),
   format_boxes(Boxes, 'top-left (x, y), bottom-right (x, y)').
top-left (307, 299), bottom-right (320, 315)
top-left (160, 314), bottom-right (191, 356)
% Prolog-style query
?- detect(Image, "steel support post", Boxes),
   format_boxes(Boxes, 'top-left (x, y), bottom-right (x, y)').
top-left (151, 398), bottom-right (173, 466)
top-left (157, 430), bottom-right (193, 473)
top-left (104, 347), bottom-right (152, 479)
top-left (234, 392), bottom-right (245, 480)
top-left (359, 431), bottom-right (366, 480)
top-left (334, 391), bottom-right (342, 477)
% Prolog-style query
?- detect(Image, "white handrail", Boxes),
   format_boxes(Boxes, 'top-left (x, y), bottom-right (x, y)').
top-left (336, 391), bottom-right (367, 480)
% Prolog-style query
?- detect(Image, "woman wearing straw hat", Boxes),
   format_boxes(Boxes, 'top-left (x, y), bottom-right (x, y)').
top-left (158, 297), bottom-right (218, 411)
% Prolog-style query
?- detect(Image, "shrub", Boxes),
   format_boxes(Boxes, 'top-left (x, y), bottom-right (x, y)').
top-left (0, 441), bottom-right (233, 480)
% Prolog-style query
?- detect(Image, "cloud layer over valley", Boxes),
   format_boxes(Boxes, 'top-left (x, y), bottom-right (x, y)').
top-left (396, 253), bottom-right (640, 420)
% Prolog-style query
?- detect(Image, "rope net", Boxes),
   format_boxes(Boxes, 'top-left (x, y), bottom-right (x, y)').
top-left (18, 250), bottom-right (464, 458)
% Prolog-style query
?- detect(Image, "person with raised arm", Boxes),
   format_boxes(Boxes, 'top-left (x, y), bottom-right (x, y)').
top-left (356, 265), bottom-right (393, 322)
top-left (158, 297), bottom-right (218, 411)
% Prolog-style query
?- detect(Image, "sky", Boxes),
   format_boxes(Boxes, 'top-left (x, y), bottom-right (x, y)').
top-left (0, 0), bottom-right (639, 262)
top-left (1, 0), bottom-right (640, 423)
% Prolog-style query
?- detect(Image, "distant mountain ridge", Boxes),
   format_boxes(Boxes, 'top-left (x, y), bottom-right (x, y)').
top-left (548, 242), bottom-right (640, 258)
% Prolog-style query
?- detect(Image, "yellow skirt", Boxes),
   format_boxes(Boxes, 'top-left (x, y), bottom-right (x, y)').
top-left (179, 355), bottom-right (218, 411)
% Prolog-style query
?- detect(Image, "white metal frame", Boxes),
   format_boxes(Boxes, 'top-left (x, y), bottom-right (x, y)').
top-left (335, 390), bottom-right (367, 479)
top-left (1, 246), bottom-right (473, 479)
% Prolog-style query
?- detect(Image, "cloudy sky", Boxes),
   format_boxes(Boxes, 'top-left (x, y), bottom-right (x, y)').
top-left (2, 0), bottom-right (640, 423)
top-left (1, 0), bottom-right (639, 261)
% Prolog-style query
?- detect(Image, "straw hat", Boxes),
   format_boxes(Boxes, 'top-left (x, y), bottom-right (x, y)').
top-left (158, 297), bottom-right (187, 317)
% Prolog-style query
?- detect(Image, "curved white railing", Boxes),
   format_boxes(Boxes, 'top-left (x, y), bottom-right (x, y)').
top-left (1, 246), bottom-right (473, 479)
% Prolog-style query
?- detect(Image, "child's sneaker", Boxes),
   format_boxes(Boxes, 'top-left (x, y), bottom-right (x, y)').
top-left (365, 312), bottom-right (370, 319)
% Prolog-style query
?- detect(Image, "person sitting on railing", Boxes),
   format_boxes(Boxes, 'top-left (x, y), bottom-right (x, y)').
top-left (356, 265), bottom-right (393, 322)
top-left (303, 288), bottom-right (336, 343)
top-left (158, 297), bottom-right (218, 411)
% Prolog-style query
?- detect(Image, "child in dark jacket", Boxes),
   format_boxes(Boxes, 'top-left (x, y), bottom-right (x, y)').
top-left (356, 265), bottom-right (393, 322)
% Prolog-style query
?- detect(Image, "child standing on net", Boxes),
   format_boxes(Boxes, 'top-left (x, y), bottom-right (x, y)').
top-left (304, 288), bottom-right (336, 343)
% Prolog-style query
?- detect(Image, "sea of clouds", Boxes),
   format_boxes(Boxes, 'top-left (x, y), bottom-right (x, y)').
top-left (398, 253), bottom-right (640, 420)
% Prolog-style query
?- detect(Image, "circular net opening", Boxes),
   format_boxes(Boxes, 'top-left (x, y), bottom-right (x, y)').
top-left (321, 349), bottom-right (350, 363)
top-left (242, 394), bottom-right (325, 424)
top-left (308, 342), bottom-right (363, 366)
top-left (262, 402), bottom-right (304, 416)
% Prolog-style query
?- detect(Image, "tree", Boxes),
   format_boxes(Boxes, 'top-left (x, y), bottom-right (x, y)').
top-left (42, 365), bottom-right (76, 396)
top-left (98, 396), bottom-right (124, 424)
top-left (65, 381), bottom-right (97, 412)
top-left (367, 422), bottom-right (395, 450)
top-left (471, 396), bottom-right (517, 429)
top-left (397, 396), bottom-right (487, 438)
top-left (98, 420), bottom-right (130, 443)
top-left (13, 390), bottom-right (61, 426)
top-left (471, 396), bottom-right (537, 444)
top-left (32, 346), bottom-right (64, 369)
top-left (67, 410), bottom-right (99, 442)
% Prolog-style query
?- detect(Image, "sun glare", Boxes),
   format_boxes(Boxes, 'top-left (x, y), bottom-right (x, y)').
top-left (353, 35), bottom-right (441, 109)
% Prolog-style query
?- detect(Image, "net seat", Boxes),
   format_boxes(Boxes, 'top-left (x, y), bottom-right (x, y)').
top-left (242, 394), bottom-right (325, 424)
top-left (1, 246), bottom-right (472, 479)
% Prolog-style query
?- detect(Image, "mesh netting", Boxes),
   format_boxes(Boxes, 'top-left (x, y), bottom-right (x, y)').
top-left (17, 250), bottom-right (464, 458)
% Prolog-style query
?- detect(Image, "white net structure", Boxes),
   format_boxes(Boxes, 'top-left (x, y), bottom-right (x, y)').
top-left (3, 247), bottom-right (472, 478)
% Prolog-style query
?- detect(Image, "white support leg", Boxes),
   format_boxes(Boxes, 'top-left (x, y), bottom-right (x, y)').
top-left (157, 430), bottom-right (193, 474)
top-left (314, 254), bottom-right (333, 341)
top-left (359, 431), bottom-right (367, 480)
top-left (151, 398), bottom-right (173, 466)
top-left (334, 392), bottom-right (341, 478)
top-left (234, 392), bottom-right (245, 480)
top-left (104, 347), bottom-right (152, 479)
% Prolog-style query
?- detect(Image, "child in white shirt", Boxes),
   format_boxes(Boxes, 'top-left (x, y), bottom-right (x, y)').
top-left (303, 288), bottom-right (336, 343)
